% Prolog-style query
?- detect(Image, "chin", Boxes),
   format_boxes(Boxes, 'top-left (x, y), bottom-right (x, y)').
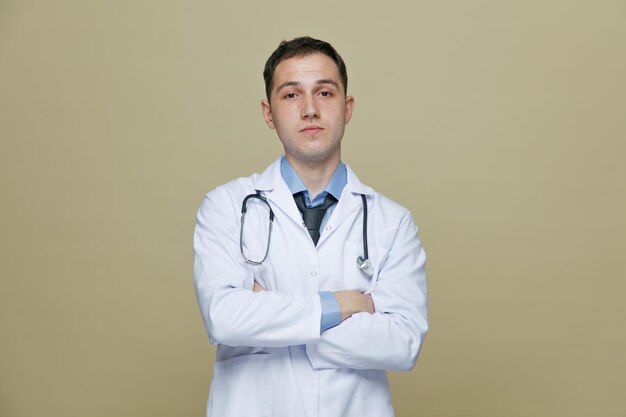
top-left (300, 156), bottom-right (340, 168)
top-left (281, 138), bottom-right (341, 165)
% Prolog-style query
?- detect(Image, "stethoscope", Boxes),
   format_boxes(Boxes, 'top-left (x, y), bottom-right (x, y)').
top-left (240, 191), bottom-right (373, 276)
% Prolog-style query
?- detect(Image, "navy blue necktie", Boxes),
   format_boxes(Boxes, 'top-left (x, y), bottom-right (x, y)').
top-left (294, 191), bottom-right (337, 246)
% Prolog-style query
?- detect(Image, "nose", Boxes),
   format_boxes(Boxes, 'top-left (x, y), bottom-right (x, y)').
top-left (301, 95), bottom-right (319, 119)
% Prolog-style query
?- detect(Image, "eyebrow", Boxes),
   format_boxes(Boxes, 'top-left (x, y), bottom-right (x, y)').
top-left (276, 79), bottom-right (340, 92)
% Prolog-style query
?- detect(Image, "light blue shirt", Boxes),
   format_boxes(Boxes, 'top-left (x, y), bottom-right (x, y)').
top-left (280, 157), bottom-right (345, 332)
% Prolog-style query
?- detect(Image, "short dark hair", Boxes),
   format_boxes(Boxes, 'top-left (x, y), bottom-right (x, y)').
top-left (263, 36), bottom-right (348, 101)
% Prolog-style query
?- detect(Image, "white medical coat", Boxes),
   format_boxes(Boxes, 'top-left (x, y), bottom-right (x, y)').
top-left (193, 158), bottom-right (428, 417)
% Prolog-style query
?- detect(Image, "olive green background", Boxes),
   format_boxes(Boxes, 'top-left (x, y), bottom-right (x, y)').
top-left (1, 1), bottom-right (625, 416)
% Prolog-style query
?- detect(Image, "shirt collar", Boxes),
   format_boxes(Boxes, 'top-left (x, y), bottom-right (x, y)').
top-left (280, 156), bottom-right (347, 200)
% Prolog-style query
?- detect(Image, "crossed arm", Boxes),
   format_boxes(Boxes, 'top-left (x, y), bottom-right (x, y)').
top-left (194, 189), bottom-right (428, 371)
top-left (253, 281), bottom-right (375, 322)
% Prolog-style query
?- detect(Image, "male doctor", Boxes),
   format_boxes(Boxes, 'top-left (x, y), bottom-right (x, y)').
top-left (194, 36), bottom-right (428, 417)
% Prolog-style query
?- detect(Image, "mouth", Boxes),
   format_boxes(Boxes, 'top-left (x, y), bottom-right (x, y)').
top-left (300, 125), bottom-right (324, 134)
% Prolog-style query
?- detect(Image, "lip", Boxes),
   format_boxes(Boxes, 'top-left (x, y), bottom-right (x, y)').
top-left (300, 125), bottom-right (324, 134)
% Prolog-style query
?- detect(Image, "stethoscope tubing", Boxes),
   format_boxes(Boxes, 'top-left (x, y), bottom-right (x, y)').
top-left (240, 192), bottom-right (274, 265)
top-left (360, 194), bottom-right (369, 261)
top-left (240, 191), bottom-right (372, 276)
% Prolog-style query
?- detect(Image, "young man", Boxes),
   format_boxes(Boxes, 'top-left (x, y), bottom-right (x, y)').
top-left (194, 36), bottom-right (428, 417)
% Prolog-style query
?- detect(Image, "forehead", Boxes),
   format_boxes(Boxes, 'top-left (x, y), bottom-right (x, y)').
top-left (272, 53), bottom-right (341, 87)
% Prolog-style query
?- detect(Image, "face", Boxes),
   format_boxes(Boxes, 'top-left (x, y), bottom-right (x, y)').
top-left (261, 53), bottom-right (354, 167)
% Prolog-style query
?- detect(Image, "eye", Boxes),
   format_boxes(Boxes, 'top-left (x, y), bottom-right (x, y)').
top-left (284, 92), bottom-right (298, 99)
top-left (319, 91), bottom-right (332, 97)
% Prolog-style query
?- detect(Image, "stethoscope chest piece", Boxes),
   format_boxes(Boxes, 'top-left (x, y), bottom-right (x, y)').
top-left (357, 256), bottom-right (374, 277)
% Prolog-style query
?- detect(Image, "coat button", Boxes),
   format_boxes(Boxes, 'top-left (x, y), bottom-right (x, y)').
top-left (310, 271), bottom-right (317, 277)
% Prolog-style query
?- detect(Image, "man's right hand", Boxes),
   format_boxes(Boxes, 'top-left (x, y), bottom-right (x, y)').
top-left (333, 290), bottom-right (375, 322)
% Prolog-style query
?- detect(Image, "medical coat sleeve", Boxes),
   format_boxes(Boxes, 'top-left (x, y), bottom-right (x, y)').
top-left (194, 186), bottom-right (322, 348)
top-left (306, 212), bottom-right (428, 371)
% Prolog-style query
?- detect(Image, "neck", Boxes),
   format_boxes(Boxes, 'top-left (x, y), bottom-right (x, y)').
top-left (286, 155), bottom-right (340, 198)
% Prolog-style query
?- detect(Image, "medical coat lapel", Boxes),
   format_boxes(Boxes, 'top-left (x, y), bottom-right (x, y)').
top-left (253, 159), bottom-right (304, 228)
top-left (253, 159), bottom-right (375, 246)
top-left (316, 165), bottom-right (374, 247)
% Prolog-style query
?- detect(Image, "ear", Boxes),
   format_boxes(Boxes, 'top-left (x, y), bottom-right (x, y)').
top-left (261, 99), bottom-right (275, 129)
top-left (344, 95), bottom-right (355, 125)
